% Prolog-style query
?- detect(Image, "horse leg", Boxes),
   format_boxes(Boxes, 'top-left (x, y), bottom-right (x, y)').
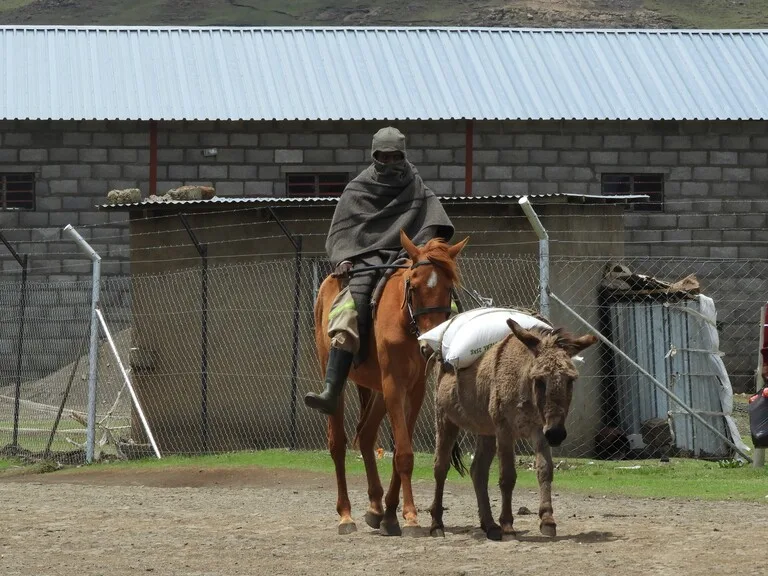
top-left (328, 394), bottom-right (356, 535)
top-left (356, 390), bottom-right (387, 529)
top-left (380, 382), bottom-right (422, 536)
top-left (534, 430), bottom-right (557, 538)
top-left (471, 434), bottom-right (501, 541)
top-left (429, 412), bottom-right (460, 538)
top-left (496, 432), bottom-right (518, 537)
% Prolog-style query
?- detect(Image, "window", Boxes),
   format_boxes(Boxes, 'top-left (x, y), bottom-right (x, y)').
top-left (1, 173), bottom-right (35, 211)
top-left (286, 173), bottom-right (349, 197)
top-left (601, 173), bottom-right (664, 212)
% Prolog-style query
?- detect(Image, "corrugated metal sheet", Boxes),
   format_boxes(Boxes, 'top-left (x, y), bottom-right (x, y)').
top-left (97, 192), bottom-right (648, 209)
top-left (606, 297), bottom-right (733, 458)
top-left (2, 26), bottom-right (768, 121)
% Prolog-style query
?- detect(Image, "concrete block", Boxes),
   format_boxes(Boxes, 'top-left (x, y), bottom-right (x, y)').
top-left (289, 133), bottom-right (318, 147)
top-left (740, 152), bottom-right (767, 166)
top-left (663, 135), bottom-right (692, 149)
top-left (723, 168), bottom-right (751, 181)
top-left (544, 166), bottom-right (573, 181)
top-left (500, 181), bottom-right (529, 195)
top-left (722, 135), bottom-right (751, 149)
top-left (335, 149), bottom-right (364, 163)
top-left (79, 149), bottom-right (108, 162)
top-left (49, 180), bottom-right (78, 194)
top-left (485, 166), bottom-right (513, 180)
top-left (246, 149), bottom-right (274, 163)
top-left (319, 134), bottom-right (349, 148)
top-left (604, 135), bottom-right (632, 149)
top-left (425, 149), bottom-right (453, 163)
top-left (61, 164), bottom-right (92, 178)
top-left (590, 150), bottom-right (620, 164)
top-left (19, 149), bottom-right (48, 162)
top-left (573, 135), bottom-right (602, 148)
top-left (109, 149), bottom-right (138, 163)
top-left (649, 151), bottom-right (678, 165)
top-left (157, 149), bottom-right (184, 163)
top-left (619, 151), bottom-right (648, 165)
top-left (680, 182), bottom-right (709, 197)
top-left (200, 133), bottom-right (229, 147)
top-left (93, 164), bottom-right (122, 179)
top-left (261, 133), bottom-right (289, 147)
top-left (245, 181), bottom-right (273, 196)
top-left (679, 151), bottom-right (707, 164)
top-left (634, 135), bottom-right (663, 149)
top-left (515, 134), bottom-right (543, 148)
top-left (213, 148), bottom-right (245, 163)
top-left (439, 165), bottom-right (465, 179)
top-left (530, 150), bottom-right (558, 164)
top-left (499, 149), bottom-right (529, 164)
top-left (275, 149), bottom-right (303, 163)
top-left (199, 165), bottom-right (228, 179)
top-left (692, 167), bottom-right (721, 180)
top-left (216, 181), bottom-right (244, 196)
top-left (515, 166), bottom-right (543, 179)
top-left (710, 151), bottom-right (738, 165)
top-left (229, 166), bottom-right (259, 179)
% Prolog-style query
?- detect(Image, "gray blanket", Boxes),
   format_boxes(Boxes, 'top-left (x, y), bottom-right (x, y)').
top-left (326, 162), bottom-right (455, 364)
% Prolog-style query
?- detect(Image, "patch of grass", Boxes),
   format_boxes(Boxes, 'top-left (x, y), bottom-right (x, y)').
top-left (5, 449), bottom-right (766, 502)
top-left (0, 0), bottom-right (35, 13)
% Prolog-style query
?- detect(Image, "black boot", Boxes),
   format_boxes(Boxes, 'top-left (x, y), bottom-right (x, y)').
top-left (304, 348), bottom-right (354, 416)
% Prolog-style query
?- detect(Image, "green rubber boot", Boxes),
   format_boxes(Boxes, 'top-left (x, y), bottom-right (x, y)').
top-left (304, 348), bottom-right (354, 416)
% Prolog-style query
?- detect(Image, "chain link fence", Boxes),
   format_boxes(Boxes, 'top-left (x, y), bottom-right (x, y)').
top-left (1, 250), bottom-right (762, 463)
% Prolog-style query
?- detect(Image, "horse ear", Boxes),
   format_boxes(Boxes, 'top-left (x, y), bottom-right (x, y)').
top-left (400, 229), bottom-right (420, 260)
top-left (564, 334), bottom-right (599, 357)
top-left (507, 318), bottom-right (541, 352)
top-left (447, 236), bottom-right (470, 259)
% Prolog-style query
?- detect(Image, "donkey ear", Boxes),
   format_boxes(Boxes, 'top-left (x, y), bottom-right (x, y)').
top-left (507, 318), bottom-right (541, 352)
top-left (447, 236), bottom-right (470, 259)
top-left (564, 334), bottom-right (599, 357)
top-left (400, 229), bottom-right (420, 260)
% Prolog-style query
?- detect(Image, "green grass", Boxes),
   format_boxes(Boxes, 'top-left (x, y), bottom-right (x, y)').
top-left (3, 449), bottom-right (766, 502)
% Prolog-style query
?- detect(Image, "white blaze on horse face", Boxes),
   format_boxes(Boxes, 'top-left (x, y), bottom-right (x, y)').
top-left (427, 270), bottom-right (438, 289)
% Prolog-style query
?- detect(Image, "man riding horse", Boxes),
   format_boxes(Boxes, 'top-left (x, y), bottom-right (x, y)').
top-left (304, 126), bottom-right (456, 416)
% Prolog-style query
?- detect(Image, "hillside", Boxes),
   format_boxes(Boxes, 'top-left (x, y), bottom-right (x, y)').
top-left (1, 0), bottom-right (768, 28)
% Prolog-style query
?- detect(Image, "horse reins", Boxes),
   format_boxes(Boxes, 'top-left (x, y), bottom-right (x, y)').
top-left (346, 261), bottom-right (455, 337)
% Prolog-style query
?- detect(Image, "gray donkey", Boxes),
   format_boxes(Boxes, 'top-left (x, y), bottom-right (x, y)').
top-left (428, 318), bottom-right (598, 540)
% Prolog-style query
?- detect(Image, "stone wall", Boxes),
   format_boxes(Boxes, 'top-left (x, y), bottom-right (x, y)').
top-left (1, 118), bottom-right (766, 391)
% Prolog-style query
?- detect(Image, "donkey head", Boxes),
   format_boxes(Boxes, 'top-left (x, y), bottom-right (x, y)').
top-left (400, 230), bottom-right (469, 337)
top-left (507, 318), bottom-right (598, 447)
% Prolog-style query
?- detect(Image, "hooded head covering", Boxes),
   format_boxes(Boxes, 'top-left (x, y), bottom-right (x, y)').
top-left (371, 126), bottom-right (409, 182)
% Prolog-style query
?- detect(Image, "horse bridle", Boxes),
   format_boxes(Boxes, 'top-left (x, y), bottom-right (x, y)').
top-left (403, 260), bottom-right (454, 336)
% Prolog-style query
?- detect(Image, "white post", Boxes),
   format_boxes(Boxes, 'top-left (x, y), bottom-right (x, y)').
top-left (754, 303), bottom-right (767, 468)
top-left (518, 196), bottom-right (550, 320)
top-left (63, 224), bottom-right (100, 464)
top-left (96, 308), bottom-right (162, 459)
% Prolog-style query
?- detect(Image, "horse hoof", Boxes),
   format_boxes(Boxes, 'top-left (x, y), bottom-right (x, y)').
top-left (485, 525), bottom-right (503, 541)
top-left (338, 521), bottom-right (357, 535)
top-left (379, 517), bottom-right (402, 537)
top-left (540, 522), bottom-right (557, 538)
top-left (364, 511), bottom-right (383, 529)
top-left (501, 522), bottom-right (516, 536)
top-left (430, 526), bottom-right (445, 538)
top-left (402, 524), bottom-right (423, 538)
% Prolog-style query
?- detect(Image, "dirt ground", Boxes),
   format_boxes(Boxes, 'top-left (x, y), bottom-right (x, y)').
top-left (0, 465), bottom-right (765, 576)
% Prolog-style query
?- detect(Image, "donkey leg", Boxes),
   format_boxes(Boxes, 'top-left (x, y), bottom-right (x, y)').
top-left (356, 390), bottom-right (387, 529)
top-left (328, 395), bottom-right (356, 535)
top-left (534, 430), bottom-right (557, 538)
top-left (429, 412), bottom-right (461, 538)
top-left (471, 435), bottom-right (501, 541)
top-left (496, 433), bottom-right (518, 536)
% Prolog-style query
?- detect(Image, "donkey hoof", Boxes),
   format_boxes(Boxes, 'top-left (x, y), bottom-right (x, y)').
top-left (379, 517), bottom-right (402, 537)
top-left (485, 525), bottom-right (503, 541)
top-left (364, 511), bottom-right (384, 529)
top-left (540, 522), bottom-right (557, 538)
top-left (338, 521), bottom-right (357, 535)
top-left (402, 524), bottom-right (423, 538)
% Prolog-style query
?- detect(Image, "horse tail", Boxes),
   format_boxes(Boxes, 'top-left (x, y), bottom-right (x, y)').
top-left (450, 440), bottom-right (468, 477)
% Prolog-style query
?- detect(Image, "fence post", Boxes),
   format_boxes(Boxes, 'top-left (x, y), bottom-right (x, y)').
top-left (753, 303), bottom-right (767, 468)
top-left (62, 224), bottom-right (101, 464)
top-left (0, 231), bottom-right (28, 448)
top-left (518, 196), bottom-right (550, 320)
top-left (178, 214), bottom-right (209, 453)
top-left (289, 236), bottom-right (303, 450)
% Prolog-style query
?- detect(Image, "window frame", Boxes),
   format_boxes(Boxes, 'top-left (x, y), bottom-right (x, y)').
top-left (601, 172), bottom-right (664, 212)
top-left (0, 172), bottom-right (36, 211)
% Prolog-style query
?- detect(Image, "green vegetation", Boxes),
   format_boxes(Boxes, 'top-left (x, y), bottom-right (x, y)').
top-left (2, 449), bottom-right (766, 502)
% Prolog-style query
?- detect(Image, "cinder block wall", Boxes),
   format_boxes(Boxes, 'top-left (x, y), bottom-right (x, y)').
top-left (1, 118), bottom-right (766, 390)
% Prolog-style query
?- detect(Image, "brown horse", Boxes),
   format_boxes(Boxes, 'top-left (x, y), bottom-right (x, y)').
top-left (429, 318), bottom-right (598, 540)
top-left (314, 230), bottom-right (469, 536)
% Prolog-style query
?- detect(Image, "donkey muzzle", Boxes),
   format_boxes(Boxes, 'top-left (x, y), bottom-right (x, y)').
top-left (544, 426), bottom-right (567, 447)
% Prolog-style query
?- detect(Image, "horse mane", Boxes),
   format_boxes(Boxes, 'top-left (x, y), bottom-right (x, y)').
top-left (418, 237), bottom-right (460, 285)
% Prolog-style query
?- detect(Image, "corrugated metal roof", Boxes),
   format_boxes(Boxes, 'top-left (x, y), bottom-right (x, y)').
top-left (2, 26), bottom-right (768, 121)
top-left (98, 193), bottom-right (648, 209)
